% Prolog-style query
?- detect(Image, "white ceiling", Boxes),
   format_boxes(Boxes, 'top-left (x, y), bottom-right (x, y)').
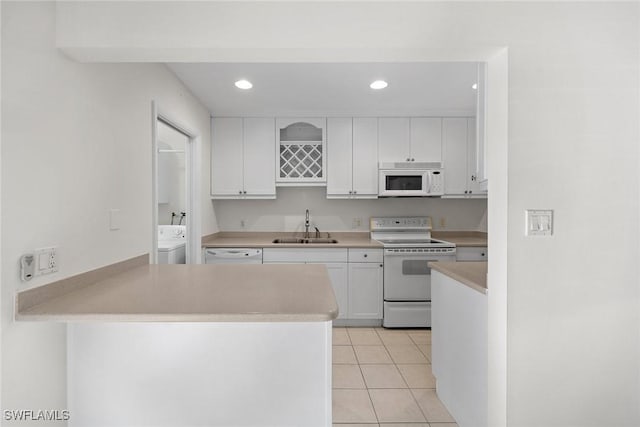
top-left (167, 62), bottom-right (479, 117)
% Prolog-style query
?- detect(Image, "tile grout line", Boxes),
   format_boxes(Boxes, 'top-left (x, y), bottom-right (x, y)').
top-left (334, 328), bottom-right (445, 426)
top-left (346, 328), bottom-right (380, 424)
top-left (351, 329), bottom-right (381, 423)
top-left (374, 328), bottom-right (429, 424)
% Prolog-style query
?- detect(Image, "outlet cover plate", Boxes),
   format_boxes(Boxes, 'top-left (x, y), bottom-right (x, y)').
top-left (34, 247), bottom-right (58, 275)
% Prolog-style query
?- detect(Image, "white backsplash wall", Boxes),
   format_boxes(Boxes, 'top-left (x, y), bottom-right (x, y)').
top-left (213, 187), bottom-right (487, 233)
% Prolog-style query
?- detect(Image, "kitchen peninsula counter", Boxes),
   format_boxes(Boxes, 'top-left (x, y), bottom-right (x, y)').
top-left (16, 256), bottom-right (338, 322)
top-left (429, 261), bottom-right (487, 294)
top-left (431, 261), bottom-right (488, 427)
top-left (17, 255), bottom-right (336, 426)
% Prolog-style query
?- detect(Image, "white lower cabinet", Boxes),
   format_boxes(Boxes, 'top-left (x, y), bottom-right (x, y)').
top-left (315, 263), bottom-right (348, 320)
top-left (262, 248), bottom-right (383, 323)
top-left (456, 247), bottom-right (488, 261)
top-left (348, 262), bottom-right (383, 319)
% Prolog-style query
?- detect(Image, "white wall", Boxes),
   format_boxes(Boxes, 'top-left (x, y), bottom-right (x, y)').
top-left (214, 187), bottom-right (487, 232)
top-left (52, 2), bottom-right (640, 427)
top-left (1, 2), bottom-right (215, 423)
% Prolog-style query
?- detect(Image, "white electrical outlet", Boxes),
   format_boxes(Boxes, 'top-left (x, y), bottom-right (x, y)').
top-left (240, 219), bottom-right (246, 228)
top-left (34, 247), bottom-right (58, 275)
top-left (352, 217), bottom-right (362, 229)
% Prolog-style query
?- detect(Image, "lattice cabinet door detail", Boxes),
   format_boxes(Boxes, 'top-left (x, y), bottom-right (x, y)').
top-left (276, 118), bottom-right (327, 185)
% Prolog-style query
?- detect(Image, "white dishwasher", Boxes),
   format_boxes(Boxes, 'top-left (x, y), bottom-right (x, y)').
top-left (204, 248), bottom-right (263, 264)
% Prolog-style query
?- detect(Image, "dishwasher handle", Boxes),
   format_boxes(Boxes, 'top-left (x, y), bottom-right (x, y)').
top-left (205, 249), bottom-right (261, 258)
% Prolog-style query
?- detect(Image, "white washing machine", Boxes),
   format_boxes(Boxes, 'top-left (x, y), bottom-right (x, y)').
top-left (158, 225), bottom-right (186, 264)
top-left (158, 240), bottom-right (186, 264)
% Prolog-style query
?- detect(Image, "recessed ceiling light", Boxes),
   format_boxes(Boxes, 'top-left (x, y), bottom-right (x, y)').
top-left (370, 80), bottom-right (388, 90)
top-left (472, 83), bottom-right (478, 90)
top-left (235, 79), bottom-right (253, 90)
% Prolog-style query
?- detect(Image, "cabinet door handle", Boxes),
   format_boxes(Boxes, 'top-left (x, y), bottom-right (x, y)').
top-left (406, 158), bottom-right (410, 161)
top-left (243, 191), bottom-right (247, 194)
top-left (238, 190), bottom-right (243, 194)
top-left (353, 190), bottom-right (357, 194)
top-left (379, 264), bottom-right (383, 267)
top-left (363, 254), bottom-right (368, 258)
top-left (411, 158), bottom-right (415, 161)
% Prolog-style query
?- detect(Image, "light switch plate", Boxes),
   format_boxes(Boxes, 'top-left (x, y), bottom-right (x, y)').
top-left (109, 209), bottom-right (121, 231)
top-left (526, 210), bottom-right (553, 236)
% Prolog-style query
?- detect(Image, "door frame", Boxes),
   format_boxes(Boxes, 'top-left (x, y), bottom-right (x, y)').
top-left (151, 101), bottom-right (202, 264)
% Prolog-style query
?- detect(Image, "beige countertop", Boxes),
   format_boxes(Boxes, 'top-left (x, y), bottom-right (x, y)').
top-left (202, 231), bottom-right (383, 249)
top-left (17, 260), bottom-right (338, 322)
top-left (432, 231), bottom-right (488, 247)
top-left (202, 231), bottom-right (485, 249)
top-left (429, 261), bottom-right (488, 294)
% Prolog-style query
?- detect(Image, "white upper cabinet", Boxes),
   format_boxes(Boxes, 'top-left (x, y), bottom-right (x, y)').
top-left (243, 118), bottom-right (276, 197)
top-left (327, 117), bottom-right (378, 199)
top-left (442, 117), bottom-right (485, 198)
top-left (352, 118), bottom-right (379, 197)
top-left (211, 115), bottom-right (476, 199)
top-left (326, 117), bottom-right (352, 197)
top-left (467, 117), bottom-right (483, 194)
top-left (410, 118), bottom-right (442, 163)
top-left (378, 118), bottom-right (410, 163)
top-left (211, 118), bottom-right (244, 197)
top-left (475, 63), bottom-right (488, 189)
top-left (276, 118), bottom-right (326, 186)
top-left (379, 117), bottom-right (442, 163)
top-left (211, 117), bottom-right (276, 199)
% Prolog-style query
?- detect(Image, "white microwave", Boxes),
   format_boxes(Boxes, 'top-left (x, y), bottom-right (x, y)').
top-left (378, 162), bottom-right (444, 197)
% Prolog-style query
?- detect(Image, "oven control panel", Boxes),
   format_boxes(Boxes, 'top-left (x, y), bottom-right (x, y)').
top-left (370, 216), bottom-right (432, 231)
top-left (385, 247), bottom-right (456, 255)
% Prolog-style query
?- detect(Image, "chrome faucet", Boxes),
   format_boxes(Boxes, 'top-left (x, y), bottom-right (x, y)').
top-left (314, 226), bottom-right (321, 238)
top-left (305, 209), bottom-right (310, 238)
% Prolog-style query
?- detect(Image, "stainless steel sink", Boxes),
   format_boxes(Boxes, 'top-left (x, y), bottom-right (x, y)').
top-left (272, 238), bottom-right (338, 244)
top-left (272, 238), bottom-right (306, 244)
top-left (303, 238), bottom-right (339, 244)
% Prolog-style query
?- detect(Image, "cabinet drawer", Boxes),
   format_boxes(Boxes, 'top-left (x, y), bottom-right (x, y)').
top-left (456, 247), bottom-right (488, 261)
top-left (348, 249), bottom-right (383, 263)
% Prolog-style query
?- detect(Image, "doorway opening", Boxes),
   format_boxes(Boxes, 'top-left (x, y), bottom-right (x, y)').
top-left (152, 102), bottom-right (202, 264)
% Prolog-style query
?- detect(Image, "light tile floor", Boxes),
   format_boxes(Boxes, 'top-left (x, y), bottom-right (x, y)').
top-left (332, 327), bottom-right (458, 427)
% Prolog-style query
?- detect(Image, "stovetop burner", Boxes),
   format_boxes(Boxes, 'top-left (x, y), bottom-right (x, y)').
top-left (377, 238), bottom-right (445, 245)
top-left (370, 216), bottom-right (455, 249)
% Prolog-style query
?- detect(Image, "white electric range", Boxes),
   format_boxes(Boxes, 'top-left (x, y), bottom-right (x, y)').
top-left (371, 216), bottom-right (456, 328)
